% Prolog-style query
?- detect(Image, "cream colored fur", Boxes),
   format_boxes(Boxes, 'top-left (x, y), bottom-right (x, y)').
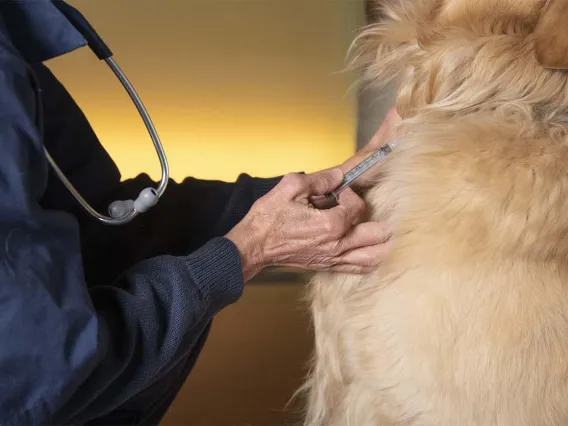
top-left (301, 1), bottom-right (568, 425)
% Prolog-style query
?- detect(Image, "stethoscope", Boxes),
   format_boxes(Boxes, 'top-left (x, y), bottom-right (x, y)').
top-left (46, 0), bottom-right (169, 225)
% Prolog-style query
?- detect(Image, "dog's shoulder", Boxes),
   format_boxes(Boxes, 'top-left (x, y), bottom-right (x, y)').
top-left (368, 116), bottom-right (568, 267)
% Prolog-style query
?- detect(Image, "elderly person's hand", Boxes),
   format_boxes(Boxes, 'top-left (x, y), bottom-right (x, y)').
top-left (226, 108), bottom-right (401, 282)
top-left (226, 168), bottom-right (391, 281)
top-left (338, 107), bottom-right (402, 191)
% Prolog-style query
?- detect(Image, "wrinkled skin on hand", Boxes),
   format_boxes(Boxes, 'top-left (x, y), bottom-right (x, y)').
top-left (226, 169), bottom-right (391, 282)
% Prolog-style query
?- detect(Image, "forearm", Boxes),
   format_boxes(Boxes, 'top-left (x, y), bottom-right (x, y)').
top-left (2, 234), bottom-right (245, 425)
top-left (113, 172), bottom-right (283, 239)
top-left (76, 173), bottom-right (282, 288)
top-left (49, 237), bottom-right (244, 425)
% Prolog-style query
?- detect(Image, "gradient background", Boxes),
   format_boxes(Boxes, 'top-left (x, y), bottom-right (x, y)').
top-left (45, 1), bottom-right (392, 424)
top-left (47, 0), bottom-right (367, 182)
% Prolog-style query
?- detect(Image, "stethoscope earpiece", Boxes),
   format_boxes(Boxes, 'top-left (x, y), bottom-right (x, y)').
top-left (108, 200), bottom-right (134, 219)
top-left (108, 188), bottom-right (160, 219)
top-left (133, 187), bottom-right (159, 213)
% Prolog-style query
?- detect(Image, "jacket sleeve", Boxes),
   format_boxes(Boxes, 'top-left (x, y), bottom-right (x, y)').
top-left (0, 43), bottom-right (252, 426)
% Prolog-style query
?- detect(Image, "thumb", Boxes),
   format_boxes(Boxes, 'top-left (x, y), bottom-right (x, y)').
top-left (303, 168), bottom-right (344, 196)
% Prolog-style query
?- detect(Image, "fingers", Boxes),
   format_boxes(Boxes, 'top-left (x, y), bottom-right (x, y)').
top-left (330, 188), bottom-right (366, 227)
top-left (334, 221), bottom-right (391, 254)
top-left (324, 241), bottom-right (392, 274)
top-left (309, 194), bottom-right (338, 210)
top-left (277, 169), bottom-right (344, 200)
top-left (302, 168), bottom-right (344, 196)
top-left (339, 241), bottom-right (391, 267)
top-left (276, 173), bottom-right (311, 199)
top-left (365, 107), bottom-right (402, 151)
top-left (323, 222), bottom-right (390, 272)
top-left (309, 188), bottom-right (366, 241)
top-left (336, 108), bottom-right (401, 190)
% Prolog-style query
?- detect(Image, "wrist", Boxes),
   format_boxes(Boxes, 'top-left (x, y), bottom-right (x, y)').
top-left (226, 220), bottom-right (266, 282)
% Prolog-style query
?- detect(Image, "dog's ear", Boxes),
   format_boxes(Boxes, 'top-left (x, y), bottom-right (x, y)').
top-left (534, 0), bottom-right (568, 69)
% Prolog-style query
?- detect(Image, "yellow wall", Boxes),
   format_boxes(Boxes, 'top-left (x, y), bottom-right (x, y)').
top-left (46, 0), bottom-right (364, 183)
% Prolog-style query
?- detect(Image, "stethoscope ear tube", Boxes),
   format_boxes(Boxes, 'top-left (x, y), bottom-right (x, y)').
top-left (51, 0), bottom-right (113, 60)
top-left (45, 0), bottom-right (170, 225)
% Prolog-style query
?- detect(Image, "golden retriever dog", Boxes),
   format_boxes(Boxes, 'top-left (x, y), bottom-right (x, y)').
top-left (300, 1), bottom-right (568, 425)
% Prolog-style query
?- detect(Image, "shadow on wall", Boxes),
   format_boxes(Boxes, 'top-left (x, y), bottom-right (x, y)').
top-left (356, 82), bottom-right (397, 150)
top-left (356, 0), bottom-right (397, 150)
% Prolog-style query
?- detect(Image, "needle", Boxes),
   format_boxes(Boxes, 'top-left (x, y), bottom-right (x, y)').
top-left (310, 143), bottom-right (395, 210)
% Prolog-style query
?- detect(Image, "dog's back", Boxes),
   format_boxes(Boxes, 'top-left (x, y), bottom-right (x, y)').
top-left (302, 1), bottom-right (568, 425)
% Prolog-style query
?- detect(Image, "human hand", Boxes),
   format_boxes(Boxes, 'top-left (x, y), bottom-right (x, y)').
top-left (225, 169), bottom-right (391, 282)
top-left (339, 107), bottom-right (402, 191)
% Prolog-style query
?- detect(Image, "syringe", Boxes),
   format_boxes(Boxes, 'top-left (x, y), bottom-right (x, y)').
top-left (310, 142), bottom-right (395, 210)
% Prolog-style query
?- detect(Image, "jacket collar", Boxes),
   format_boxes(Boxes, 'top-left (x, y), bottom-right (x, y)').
top-left (0, 0), bottom-right (87, 63)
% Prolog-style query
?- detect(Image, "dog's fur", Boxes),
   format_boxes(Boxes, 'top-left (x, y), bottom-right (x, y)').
top-left (301, 1), bottom-right (568, 425)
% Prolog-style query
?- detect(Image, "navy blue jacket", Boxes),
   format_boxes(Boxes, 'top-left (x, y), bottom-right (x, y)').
top-left (0, 2), bottom-right (281, 424)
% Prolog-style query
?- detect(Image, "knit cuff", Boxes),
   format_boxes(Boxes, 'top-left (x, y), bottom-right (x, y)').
top-left (184, 237), bottom-right (245, 315)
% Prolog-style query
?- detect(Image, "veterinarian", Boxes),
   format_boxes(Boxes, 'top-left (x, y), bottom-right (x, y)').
top-left (0, 2), bottom-right (399, 425)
